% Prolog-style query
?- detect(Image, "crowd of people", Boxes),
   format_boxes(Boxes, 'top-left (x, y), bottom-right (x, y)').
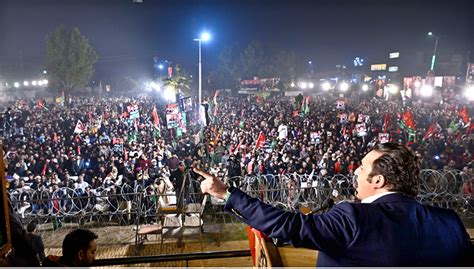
top-left (1, 90), bottom-right (473, 211)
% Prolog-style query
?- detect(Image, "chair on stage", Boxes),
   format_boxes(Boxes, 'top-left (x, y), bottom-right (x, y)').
top-left (160, 194), bottom-right (208, 252)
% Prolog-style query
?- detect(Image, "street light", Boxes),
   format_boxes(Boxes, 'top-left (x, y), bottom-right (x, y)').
top-left (427, 32), bottom-right (440, 71)
top-left (23, 81), bottom-right (29, 87)
top-left (420, 85), bottom-right (433, 97)
top-left (339, 82), bottom-right (349, 92)
top-left (14, 82), bottom-right (20, 88)
top-left (300, 82), bottom-right (308, 89)
top-left (464, 86), bottom-right (474, 101)
top-left (321, 81), bottom-right (331, 91)
top-left (361, 84), bottom-right (369, 91)
top-left (194, 31), bottom-right (211, 106)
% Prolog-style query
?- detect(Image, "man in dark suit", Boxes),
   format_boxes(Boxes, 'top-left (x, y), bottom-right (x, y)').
top-left (196, 143), bottom-right (473, 266)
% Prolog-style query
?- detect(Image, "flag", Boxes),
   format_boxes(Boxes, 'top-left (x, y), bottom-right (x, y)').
top-left (383, 114), bottom-right (391, 133)
top-left (255, 132), bottom-right (266, 149)
top-left (459, 106), bottom-right (471, 127)
top-left (152, 105), bottom-right (160, 128)
top-left (88, 112), bottom-right (93, 125)
top-left (213, 90), bottom-right (220, 116)
top-left (401, 110), bottom-right (416, 130)
top-left (304, 96), bottom-right (311, 115)
top-left (73, 120), bottom-right (85, 134)
top-left (123, 146), bottom-right (128, 161)
top-left (448, 119), bottom-right (460, 134)
top-left (53, 132), bottom-right (58, 142)
top-left (422, 123), bottom-right (440, 141)
top-left (38, 99), bottom-right (49, 110)
top-left (128, 131), bottom-right (138, 143)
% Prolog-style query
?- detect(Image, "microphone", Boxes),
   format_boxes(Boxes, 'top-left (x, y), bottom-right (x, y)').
top-left (309, 198), bottom-right (335, 214)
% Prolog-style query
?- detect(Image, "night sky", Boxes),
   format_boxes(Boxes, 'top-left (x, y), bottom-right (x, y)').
top-left (0, 0), bottom-right (472, 81)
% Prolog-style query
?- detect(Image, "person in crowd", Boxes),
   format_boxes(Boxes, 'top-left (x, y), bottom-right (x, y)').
top-left (196, 142), bottom-right (473, 266)
top-left (26, 220), bottom-right (46, 264)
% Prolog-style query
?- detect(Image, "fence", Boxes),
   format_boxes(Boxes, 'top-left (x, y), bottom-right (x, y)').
top-left (8, 169), bottom-right (473, 247)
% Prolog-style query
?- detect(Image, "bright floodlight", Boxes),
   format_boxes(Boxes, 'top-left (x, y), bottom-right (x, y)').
top-left (200, 32), bottom-right (211, 42)
top-left (38, 81), bottom-right (44, 86)
top-left (308, 82), bottom-right (314, 89)
top-left (14, 82), bottom-right (20, 88)
top-left (322, 81), bottom-right (331, 91)
top-left (414, 80), bottom-right (421, 88)
top-left (43, 79), bottom-right (49, 85)
top-left (158, 64), bottom-right (164, 70)
top-left (150, 82), bottom-right (160, 91)
top-left (464, 86), bottom-right (474, 101)
top-left (164, 86), bottom-right (176, 102)
top-left (32, 80), bottom-right (37, 86)
top-left (420, 85), bottom-right (433, 97)
top-left (339, 82), bottom-right (349, 92)
top-left (300, 82), bottom-right (307, 89)
top-left (23, 81), bottom-right (29, 86)
top-left (308, 61), bottom-right (312, 64)
top-left (290, 82), bottom-right (295, 87)
top-left (428, 32), bottom-right (433, 36)
top-left (362, 84), bottom-right (369, 91)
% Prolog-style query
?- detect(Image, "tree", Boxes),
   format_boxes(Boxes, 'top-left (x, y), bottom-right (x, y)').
top-left (162, 64), bottom-right (193, 96)
top-left (240, 40), bottom-right (266, 79)
top-left (208, 45), bottom-right (241, 89)
top-left (271, 49), bottom-right (297, 83)
top-left (46, 26), bottom-right (98, 95)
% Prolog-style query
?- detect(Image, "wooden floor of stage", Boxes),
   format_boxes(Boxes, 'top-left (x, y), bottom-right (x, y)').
top-left (44, 228), bottom-right (474, 267)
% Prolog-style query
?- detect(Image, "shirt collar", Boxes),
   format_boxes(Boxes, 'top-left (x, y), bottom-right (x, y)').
top-left (361, 191), bottom-right (398, 203)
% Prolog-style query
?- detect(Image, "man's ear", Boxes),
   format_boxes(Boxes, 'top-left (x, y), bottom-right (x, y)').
top-left (77, 249), bottom-right (84, 262)
top-left (373, 175), bottom-right (386, 189)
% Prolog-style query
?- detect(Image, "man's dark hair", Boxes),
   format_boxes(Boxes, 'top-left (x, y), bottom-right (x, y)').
top-left (62, 229), bottom-right (98, 263)
top-left (369, 143), bottom-right (420, 197)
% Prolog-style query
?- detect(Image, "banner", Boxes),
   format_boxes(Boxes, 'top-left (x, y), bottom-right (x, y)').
top-left (375, 79), bottom-right (385, 97)
top-left (338, 113), bottom-right (348, 124)
top-left (355, 123), bottom-right (367, 137)
top-left (378, 133), bottom-right (390, 143)
top-left (442, 76), bottom-right (456, 89)
top-left (112, 138), bottom-right (124, 152)
top-left (310, 132), bottom-right (321, 144)
top-left (165, 103), bottom-right (180, 129)
top-left (466, 63), bottom-right (474, 85)
top-left (335, 100), bottom-right (345, 110)
top-left (127, 105), bottom-right (140, 120)
top-left (73, 120), bottom-right (85, 134)
top-left (357, 114), bottom-right (370, 123)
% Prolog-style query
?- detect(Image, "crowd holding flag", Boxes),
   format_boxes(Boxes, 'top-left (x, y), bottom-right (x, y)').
top-left (255, 132), bottom-right (267, 149)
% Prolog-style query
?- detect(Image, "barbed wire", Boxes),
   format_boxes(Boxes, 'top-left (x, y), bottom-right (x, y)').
top-left (8, 169), bottom-right (473, 242)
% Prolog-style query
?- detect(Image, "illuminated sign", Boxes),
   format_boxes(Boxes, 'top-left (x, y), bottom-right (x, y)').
top-left (389, 52), bottom-right (400, 59)
top-left (371, 64), bottom-right (387, 71)
top-left (388, 66), bottom-right (399, 72)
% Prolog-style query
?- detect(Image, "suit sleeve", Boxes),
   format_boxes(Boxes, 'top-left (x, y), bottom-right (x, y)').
top-left (224, 188), bottom-right (359, 254)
